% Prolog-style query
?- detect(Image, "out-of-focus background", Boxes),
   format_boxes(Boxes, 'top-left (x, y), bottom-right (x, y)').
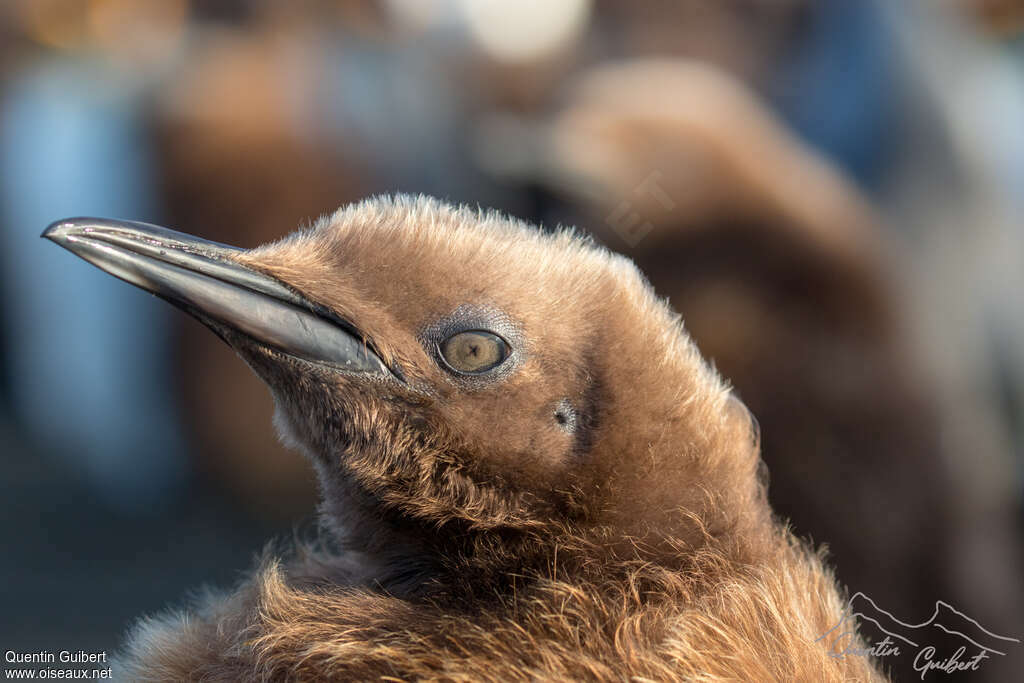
top-left (1, 0), bottom-right (1022, 678)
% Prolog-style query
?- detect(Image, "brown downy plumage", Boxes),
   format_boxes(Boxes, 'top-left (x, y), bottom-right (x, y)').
top-left (46, 196), bottom-right (884, 680)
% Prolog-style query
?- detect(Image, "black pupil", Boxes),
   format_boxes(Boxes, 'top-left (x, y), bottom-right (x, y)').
top-left (441, 331), bottom-right (508, 373)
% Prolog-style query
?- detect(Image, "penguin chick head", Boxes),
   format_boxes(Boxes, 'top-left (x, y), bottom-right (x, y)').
top-left (44, 195), bottom-right (766, 565)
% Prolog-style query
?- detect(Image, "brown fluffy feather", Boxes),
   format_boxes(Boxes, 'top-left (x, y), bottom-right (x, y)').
top-left (118, 196), bottom-right (884, 681)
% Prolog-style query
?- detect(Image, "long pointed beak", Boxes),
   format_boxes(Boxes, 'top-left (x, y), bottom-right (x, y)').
top-left (42, 218), bottom-right (390, 376)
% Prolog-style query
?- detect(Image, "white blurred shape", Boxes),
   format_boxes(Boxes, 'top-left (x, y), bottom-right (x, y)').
top-left (456, 0), bottom-right (591, 63)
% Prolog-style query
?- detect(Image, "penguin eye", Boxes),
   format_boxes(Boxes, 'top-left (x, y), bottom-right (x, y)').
top-left (439, 330), bottom-right (509, 374)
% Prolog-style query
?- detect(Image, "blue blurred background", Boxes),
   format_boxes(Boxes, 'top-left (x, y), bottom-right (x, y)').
top-left (1, 0), bottom-right (1022, 667)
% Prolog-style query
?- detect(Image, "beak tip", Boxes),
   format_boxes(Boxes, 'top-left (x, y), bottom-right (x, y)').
top-left (41, 218), bottom-right (82, 243)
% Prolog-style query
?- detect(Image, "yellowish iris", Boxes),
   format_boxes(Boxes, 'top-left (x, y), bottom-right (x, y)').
top-left (441, 331), bottom-right (507, 373)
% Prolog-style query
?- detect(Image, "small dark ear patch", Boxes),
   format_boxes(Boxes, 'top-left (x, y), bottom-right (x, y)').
top-left (554, 399), bottom-right (577, 432)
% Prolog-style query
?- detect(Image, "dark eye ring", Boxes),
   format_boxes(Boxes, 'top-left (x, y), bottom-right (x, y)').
top-left (438, 330), bottom-right (510, 375)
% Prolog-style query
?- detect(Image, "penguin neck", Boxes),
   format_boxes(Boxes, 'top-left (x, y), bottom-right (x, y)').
top-left (314, 474), bottom-right (554, 598)
top-left (311, 472), bottom-right (770, 603)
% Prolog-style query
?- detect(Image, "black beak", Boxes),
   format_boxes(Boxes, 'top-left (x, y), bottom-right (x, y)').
top-left (42, 218), bottom-right (390, 377)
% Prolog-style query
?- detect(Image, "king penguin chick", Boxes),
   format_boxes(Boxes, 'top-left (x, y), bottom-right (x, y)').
top-left (44, 196), bottom-right (884, 681)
